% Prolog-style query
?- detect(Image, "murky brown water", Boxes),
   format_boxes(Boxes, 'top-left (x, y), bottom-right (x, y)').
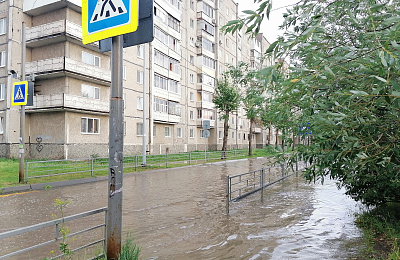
top-left (0, 158), bottom-right (362, 259)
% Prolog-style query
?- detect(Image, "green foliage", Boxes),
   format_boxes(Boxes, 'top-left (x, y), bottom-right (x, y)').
top-left (118, 236), bottom-right (140, 260)
top-left (225, 0), bottom-right (400, 207)
top-left (356, 204), bottom-right (400, 259)
top-left (53, 199), bottom-right (73, 259)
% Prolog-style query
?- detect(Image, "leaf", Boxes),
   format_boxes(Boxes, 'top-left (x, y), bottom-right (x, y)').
top-left (391, 91), bottom-right (400, 97)
top-left (265, 41), bottom-right (278, 53)
top-left (350, 90), bottom-right (369, 96)
top-left (324, 65), bottom-right (335, 77)
top-left (382, 16), bottom-right (400, 25)
top-left (372, 75), bottom-right (388, 83)
top-left (242, 10), bottom-right (257, 15)
top-left (390, 79), bottom-right (400, 91)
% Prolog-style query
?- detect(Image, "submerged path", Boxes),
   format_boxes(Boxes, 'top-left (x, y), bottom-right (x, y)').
top-left (0, 158), bottom-right (362, 259)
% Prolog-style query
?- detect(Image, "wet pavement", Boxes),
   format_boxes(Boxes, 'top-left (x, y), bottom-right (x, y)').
top-left (0, 158), bottom-right (363, 259)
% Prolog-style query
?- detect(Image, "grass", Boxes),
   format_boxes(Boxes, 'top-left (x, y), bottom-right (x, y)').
top-left (355, 203), bottom-right (400, 260)
top-left (0, 149), bottom-right (276, 188)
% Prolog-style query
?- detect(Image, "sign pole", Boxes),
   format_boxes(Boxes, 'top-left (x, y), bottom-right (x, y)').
top-left (142, 44), bottom-right (146, 166)
top-left (19, 22), bottom-right (26, 183)
top-left (106, 35), bottom-right (124, 259)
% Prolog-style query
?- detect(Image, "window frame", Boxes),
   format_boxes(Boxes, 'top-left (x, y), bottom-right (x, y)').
top-left (81, 117), bottom-right (100, 134)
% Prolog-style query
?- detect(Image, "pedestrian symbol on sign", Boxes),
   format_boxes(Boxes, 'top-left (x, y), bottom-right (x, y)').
top-left (90, 0), bottom-right (128, 23)
top-left (14, 86), bottom-right (24, 101)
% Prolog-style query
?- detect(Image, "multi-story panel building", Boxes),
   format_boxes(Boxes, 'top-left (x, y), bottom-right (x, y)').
top-left (0, 0), bottom-right (277, 159)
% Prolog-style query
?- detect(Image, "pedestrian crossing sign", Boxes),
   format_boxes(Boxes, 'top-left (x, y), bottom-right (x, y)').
top-left (82, 0), bottom-right (139, 44)
top-left (12, 81), bottom-right (28, 106)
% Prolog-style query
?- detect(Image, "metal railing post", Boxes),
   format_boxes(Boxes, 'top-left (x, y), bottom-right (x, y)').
top-left (261, 168), bottom-right (264, 202)
top-left (226, 175), bottom-right (230, 215)
top-left (135, 155), bottom-right (137, 171)
top-left (165, 153), bottom-right (168, 168)
top-left (91, 158), bottom-right (94, 176)
top-left (189, 152), bottom-right (191, 165)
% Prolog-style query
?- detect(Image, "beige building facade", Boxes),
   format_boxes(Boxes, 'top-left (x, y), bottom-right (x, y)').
top-left (0, 0), bottom-right (278, 159)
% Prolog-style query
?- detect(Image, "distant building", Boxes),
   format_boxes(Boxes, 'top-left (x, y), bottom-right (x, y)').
top-left (0, 0), bottom-right (278, 159)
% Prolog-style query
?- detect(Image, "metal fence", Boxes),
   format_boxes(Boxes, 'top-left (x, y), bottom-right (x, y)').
top-left (226, 161), bottom-right (305, 214)
top-left (0, 207), bottom-right (107, 259)
top-left (26, 150), bottom-right (250, 180)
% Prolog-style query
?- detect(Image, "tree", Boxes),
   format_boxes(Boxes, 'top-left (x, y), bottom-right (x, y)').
top-left (213, 74), bottom-right (240, 156)
top-left (224, 0), bottom-right (400, 206)
top-left (226, 62), bottom-right (266, 156)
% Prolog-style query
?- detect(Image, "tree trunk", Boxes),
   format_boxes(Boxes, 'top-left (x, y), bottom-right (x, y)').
top-left (248, 119), bottom-right (253, 156)
top-left (222, 111), bottom-right (229, 158)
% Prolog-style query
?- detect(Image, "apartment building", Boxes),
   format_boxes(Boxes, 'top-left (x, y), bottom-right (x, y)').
top-left (0, 0), bottom-right (276, 159)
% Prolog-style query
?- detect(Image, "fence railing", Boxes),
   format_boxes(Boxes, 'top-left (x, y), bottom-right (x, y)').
top-left (0, 207), bottom-right (107, 259)
top-left (226, 160), bottom-right (306, 214)
top-left (26, 149), bottom-right (250, 180)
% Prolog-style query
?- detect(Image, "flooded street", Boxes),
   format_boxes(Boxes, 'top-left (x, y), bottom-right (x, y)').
top-left (0, 158), bottom-right (362, 259)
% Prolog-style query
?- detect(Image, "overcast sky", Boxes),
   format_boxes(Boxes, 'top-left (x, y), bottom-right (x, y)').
top-left (234, 0), bottom-right (299, 43)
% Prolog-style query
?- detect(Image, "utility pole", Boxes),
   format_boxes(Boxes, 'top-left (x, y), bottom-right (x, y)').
top-left (106, 35), bottom-right (124, 260)
top-left (19, 22), bottom-right (26, 183)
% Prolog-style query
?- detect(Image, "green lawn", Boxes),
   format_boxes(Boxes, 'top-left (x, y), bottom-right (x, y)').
top-left (0, 149), bottom-right (276, 188)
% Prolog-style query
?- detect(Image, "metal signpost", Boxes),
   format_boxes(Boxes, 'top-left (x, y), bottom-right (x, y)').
top-left (82, 0), bottom-right (152, 258)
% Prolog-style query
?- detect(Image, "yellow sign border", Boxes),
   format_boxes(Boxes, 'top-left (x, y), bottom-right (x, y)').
top-left (11, 81), bottom-right (28, 106)
top-left (82, 0), bottom-right (139, 44)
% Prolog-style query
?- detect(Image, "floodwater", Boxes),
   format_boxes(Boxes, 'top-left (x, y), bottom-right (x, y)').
top-left (0, 158), bottom-right (363, 259)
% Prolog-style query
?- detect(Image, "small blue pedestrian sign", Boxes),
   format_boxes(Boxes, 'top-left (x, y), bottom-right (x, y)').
top-left (12, 81), bottom-right (28, 106)
top-left (82, 0), bottom-right (139, 44)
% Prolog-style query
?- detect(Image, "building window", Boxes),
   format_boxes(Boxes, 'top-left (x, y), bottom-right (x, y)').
top-left (81, 117), bottom-right (99, 134)
top-left (190, 110), bottom-right (194, 120)
top-left (190, 18), bottom-right (194, 28)
top-left (137, 96), bottom-right (143, 110)
top-left (0, 83), bottom-right (4, 101)
top-left (153, 125), bottom-right (156, 137)
top-left (0, 51), bottom-right (5, 67)
top-left (190, 92), bottom-right (194, 101)
top-left (219, 130), bottom-right (222, 139)
top-left (177, 127), bottom-right (182, 138)
top-left (0, 117), bottom-right (3, 134)
top-left (190, 74), bottom-right (194, 83)
top-left (82, 84), bottom-right (100, 99)
top-left (203, 55), bottom-right (216, 69)
top-left (190, 55), bottom-right (194, 65)
top-left (190, 128), bottom-right (194, 138)
top-left (82, 51), bottom-right (100, 67)
top-left (0, 18), bottom-right (6, 35)
top-left (190, 0), bottom-right (194, 10)
top-left (137, 44), bottom-right (144, 58)
top-left (238, 133), bottom-right (241, 140)
top-left (137, 122), bottom-right (143, 136)
top-left (137, 70), bottom-right (144, 84)
top-left (165, 126), bottom-right (171, 137)
top-left (232, 132), bottom-right (234, 138)
top-left (202, 2), bottom-right (214, 18)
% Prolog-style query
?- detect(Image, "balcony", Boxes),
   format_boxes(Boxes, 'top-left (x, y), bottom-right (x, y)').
top-left (253, 127), bottom-right (262, 133)
top-left (196, 83), bottom-right (214, 94)
top-left (26, 57), bottom-right (111, 85)
top-left (196, 119), bottom-right (215, 128)
top-left (196, 101), bottom-right (214, 110)
top-left (26, 20), bottom-right (99, 50)
top-left (26, 94), bottom-right (109, 114)
top-left (153, 112), bottom-right (180, 124)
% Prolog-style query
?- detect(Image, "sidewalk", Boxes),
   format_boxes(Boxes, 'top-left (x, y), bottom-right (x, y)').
top-left (0, 158), bottom-right (256, 195)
